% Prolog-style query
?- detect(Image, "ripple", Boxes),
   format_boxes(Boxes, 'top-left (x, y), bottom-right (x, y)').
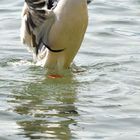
top-left (1, 0), bottom-right (140, 139)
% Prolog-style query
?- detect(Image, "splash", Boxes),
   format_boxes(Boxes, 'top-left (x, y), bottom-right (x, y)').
top-left (7, 59), bottom-right (34, 67)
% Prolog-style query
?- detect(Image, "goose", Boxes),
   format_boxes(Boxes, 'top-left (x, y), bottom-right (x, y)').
top-left (20, 0), bottom-right (92, 73)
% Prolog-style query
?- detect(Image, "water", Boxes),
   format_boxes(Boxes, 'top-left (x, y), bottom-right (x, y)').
top-left (0, 0), bottom-right (140, 139)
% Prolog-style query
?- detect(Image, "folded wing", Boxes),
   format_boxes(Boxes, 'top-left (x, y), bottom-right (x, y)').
top-left (21, 0), bottom-right (62, 57)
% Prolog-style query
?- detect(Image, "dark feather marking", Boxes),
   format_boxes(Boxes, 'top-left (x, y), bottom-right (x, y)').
top-left (87, 0), bottom-right (93, 4)
top-left (34, 1), bottom-right (46, 7)
top-left (31, 33), bottom-right (37, 48)
top-left (26, 0), bottom-right (46, 9)
top-left (33, 9), bottom-right (46, 20)
top-left (36, 37), bottom-right (42, 55)
top-left (37, 14), bottom-right (46, 20)
top-left (47, 0), bottom-right (54, 9)
top-left (35, 9), bottom-right (46, 14)
top-left (32, 0), bottom-right (40, 2)
top-left (28, 1), bottom-right (46, 9)
top-left (26, 0), bottom-right (59, 11)
top-left (25, 0), bottom-right (40, 4)
top-left (28, 12), bottom-right (36, 29)
top-left (42, 41), bottom-right (65, 53)
top-left (36, 38), bottom-right (65, 55)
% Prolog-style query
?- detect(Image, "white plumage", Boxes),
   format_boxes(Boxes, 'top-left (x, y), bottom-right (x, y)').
top-left (20, 0), bottom-right (90, 72)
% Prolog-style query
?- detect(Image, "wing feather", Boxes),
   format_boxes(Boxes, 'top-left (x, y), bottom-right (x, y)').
top-left (21, 0), bottom-right (59, 56)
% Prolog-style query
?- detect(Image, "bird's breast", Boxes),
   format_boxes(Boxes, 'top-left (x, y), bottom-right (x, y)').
top-left (46, 0), bottom-right (88, 69)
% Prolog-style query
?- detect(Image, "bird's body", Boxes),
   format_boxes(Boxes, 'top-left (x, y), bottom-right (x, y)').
top-left (21, 0), bottom-right (90, 71)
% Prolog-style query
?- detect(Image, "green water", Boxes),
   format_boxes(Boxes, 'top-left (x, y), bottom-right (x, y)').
top-left (0, 0), bottom-right (140, 140)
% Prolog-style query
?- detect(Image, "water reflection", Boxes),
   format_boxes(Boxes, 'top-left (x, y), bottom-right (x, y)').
top-left (10, 74), bottom-right (78, 140)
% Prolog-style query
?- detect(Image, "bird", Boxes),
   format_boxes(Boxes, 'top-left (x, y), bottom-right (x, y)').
top-left (20, 0), bottom-right (92, 73)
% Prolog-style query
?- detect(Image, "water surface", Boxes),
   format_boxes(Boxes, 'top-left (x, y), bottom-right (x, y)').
top-left (0, 0), bottom-right (140, 140)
